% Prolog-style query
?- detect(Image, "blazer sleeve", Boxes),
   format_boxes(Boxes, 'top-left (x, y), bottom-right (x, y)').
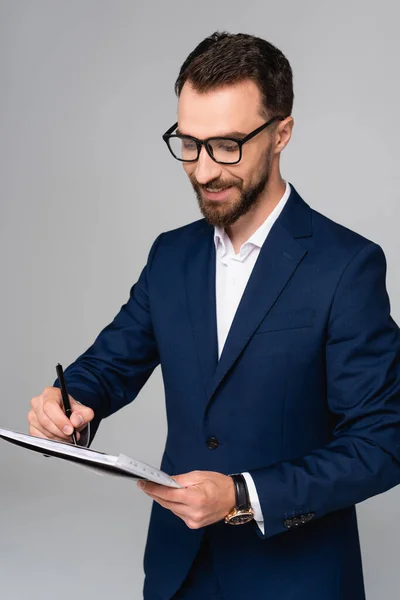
top-left (248, 242), bottom-right (400, 539)
top-left (53, 234), bottom-right (163, 445)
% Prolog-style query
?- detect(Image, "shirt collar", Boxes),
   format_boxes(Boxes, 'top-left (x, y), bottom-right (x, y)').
top-left (213, 181), bottom-right (291, 255)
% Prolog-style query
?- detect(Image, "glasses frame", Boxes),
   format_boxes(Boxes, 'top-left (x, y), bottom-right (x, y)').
top-left (162, 115), bottom-right (286, 165)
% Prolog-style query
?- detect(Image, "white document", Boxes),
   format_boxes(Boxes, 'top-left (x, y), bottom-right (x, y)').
top-left (0, 427), bottom-right (181, 488)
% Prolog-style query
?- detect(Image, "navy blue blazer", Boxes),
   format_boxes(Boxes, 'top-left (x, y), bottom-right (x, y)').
top-left (55, 184), bottom-right (400, 600)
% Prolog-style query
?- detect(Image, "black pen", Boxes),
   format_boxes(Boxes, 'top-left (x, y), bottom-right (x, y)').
top-left (56, 363), bottom-right (77, 445)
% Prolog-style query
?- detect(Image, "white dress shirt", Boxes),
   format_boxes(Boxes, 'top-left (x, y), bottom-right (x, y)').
top-left (214, 181), bottom-right (291, 534)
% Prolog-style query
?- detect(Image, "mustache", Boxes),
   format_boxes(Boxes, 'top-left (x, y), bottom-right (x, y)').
top-left (191, 178), bottom-right (239, 191)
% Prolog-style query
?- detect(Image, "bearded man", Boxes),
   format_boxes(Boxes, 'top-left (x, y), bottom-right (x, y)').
top-left (28, 31), bottom-right (400, 600)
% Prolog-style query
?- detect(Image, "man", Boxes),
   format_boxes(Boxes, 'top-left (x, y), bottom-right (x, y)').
top-left (28, 31), bottom-right (400, 599)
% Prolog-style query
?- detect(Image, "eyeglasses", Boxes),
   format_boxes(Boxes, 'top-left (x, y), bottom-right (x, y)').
top-left (162, 115), bottom-right (285, 165)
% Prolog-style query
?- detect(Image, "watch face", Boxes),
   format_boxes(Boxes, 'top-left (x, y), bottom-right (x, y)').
top-left (228, 511), bottom-right (254, 525)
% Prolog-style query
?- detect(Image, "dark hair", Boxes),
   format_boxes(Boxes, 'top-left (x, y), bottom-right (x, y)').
top-left (174, 31), bottom-right (293, 120)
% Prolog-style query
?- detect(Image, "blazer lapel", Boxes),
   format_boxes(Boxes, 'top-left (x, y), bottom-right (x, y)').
top-left (184, 221), bottom-right (219, 399)
top-left (183, 185), bottom-right (313, 407)
top-left (206, 185), bottom-right (313, 405)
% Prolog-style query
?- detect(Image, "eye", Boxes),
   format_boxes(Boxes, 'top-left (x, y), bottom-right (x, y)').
top-left (215, 140), bottom-right (238, 152)
top-left (182, 138), bottom-right (197, 150)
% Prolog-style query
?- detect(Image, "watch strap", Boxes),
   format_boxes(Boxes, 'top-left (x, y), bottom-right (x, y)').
top-left (230, 473), bottom-right (251, 511)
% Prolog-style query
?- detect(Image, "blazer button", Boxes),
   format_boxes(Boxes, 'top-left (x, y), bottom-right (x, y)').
top-left (292, 517), bottom-right (300, 527)
top-left (206, 436), bottom-right (219, 449)
top-left (283, 519), bottom-right (293, 529)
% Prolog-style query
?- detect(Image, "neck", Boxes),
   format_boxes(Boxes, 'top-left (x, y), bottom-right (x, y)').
top-left (225, 174), bottom-right (286, 254)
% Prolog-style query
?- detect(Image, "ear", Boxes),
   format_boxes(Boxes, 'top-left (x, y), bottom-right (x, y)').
top-left (274, 116), bottom-right (294, 154)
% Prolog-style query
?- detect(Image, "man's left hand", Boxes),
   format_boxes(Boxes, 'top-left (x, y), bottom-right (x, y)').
top-left (137, 470), bottom-right (236, 529)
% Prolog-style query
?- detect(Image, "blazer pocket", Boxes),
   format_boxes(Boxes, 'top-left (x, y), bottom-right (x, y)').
top-left (255, 308), bottom-right (315, 334)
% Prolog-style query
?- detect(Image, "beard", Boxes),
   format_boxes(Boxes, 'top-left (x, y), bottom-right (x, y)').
top-left (189, 146), bottom-right (273, 228)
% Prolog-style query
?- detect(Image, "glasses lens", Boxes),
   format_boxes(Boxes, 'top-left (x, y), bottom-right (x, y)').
top-left (208, 138), bottom-right (240, 163)
top-left (167, 135), bottom-right (241, 163)
top-left (168, 136), bottom-right (198, 161)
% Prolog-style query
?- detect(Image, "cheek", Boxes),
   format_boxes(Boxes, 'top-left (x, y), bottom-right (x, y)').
top-left (225, 166), bottom-right (245, 186)
top-left (248, 157), bottom-right (269, 187)
top-left (242, 145), bottom-right (269, 178)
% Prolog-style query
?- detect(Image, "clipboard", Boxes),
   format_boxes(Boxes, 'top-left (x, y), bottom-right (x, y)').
top-left (0, 427), bottom-right (181, 488)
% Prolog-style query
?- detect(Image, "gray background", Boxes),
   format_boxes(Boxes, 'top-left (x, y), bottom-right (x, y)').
top-left (1, 1), bottom-right (399, 598)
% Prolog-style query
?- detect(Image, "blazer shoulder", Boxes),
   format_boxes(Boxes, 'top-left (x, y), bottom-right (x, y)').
top-left (157, 218), bottom-right (210, 248)
top-left (310, 207), bottom-right (380, 260)
top-left (284, 184), bottom-right (381, 263)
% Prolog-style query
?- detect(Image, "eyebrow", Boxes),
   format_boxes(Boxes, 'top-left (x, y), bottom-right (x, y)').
top-left (175, 128), bottom-right (248, 139)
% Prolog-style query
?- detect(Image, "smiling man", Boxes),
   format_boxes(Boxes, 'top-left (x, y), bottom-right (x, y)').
top-left (28, 31), bottom-right (400, 600)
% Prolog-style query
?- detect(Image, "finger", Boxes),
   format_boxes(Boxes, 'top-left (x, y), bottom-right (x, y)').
top-left (148, 495), bottom-right (206, 529)
top-left (173, 471), bottom-right (212, 487)
top-left (148, 494), bottom-right (189, 517)
top-left (30, 425), bottom-right (50, 439)
top-left (29, 423), bottom-right (80, 443)
top-left (43, 395), bottom-right (94, 432)
top-left (28, 412), bottom-right (80, 443)
top-left (28, 402), bottom-right (69, 441)
top-left (69, 401), bottom-right (94, 431)
top-left (36, 400), bottom-right (73, 441)
top-left (43, 397), bottom-right (80, 437)
top-left (140, 482), bottom-right (187, 503)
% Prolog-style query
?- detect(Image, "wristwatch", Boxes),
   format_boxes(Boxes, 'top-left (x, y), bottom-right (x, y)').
top-left (224, 473), bottom-right (255, 525)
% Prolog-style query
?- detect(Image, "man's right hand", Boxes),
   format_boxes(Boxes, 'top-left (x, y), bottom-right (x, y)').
top-left (28, 386), bottom-right (94, 443)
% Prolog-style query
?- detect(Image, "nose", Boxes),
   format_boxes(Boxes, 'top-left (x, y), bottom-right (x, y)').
top-left (194, 145), bottom-right (223, 185)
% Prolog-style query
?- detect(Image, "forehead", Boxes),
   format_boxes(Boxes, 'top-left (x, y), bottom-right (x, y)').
top-left (177, 79), bottom-right (263, 137)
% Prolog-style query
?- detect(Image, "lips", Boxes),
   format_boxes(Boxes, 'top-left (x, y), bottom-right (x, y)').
top-left (203, 186), bottom-right (234, 201)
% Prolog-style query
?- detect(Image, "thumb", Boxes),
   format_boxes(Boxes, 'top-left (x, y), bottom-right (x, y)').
top-left (172, 471), bottom-right (208, 487)
top-left (69, 398), bottom-right (95, 431)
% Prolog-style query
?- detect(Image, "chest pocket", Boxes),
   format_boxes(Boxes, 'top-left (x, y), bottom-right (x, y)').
top-left (255, 307), bottom-right (315, 334)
